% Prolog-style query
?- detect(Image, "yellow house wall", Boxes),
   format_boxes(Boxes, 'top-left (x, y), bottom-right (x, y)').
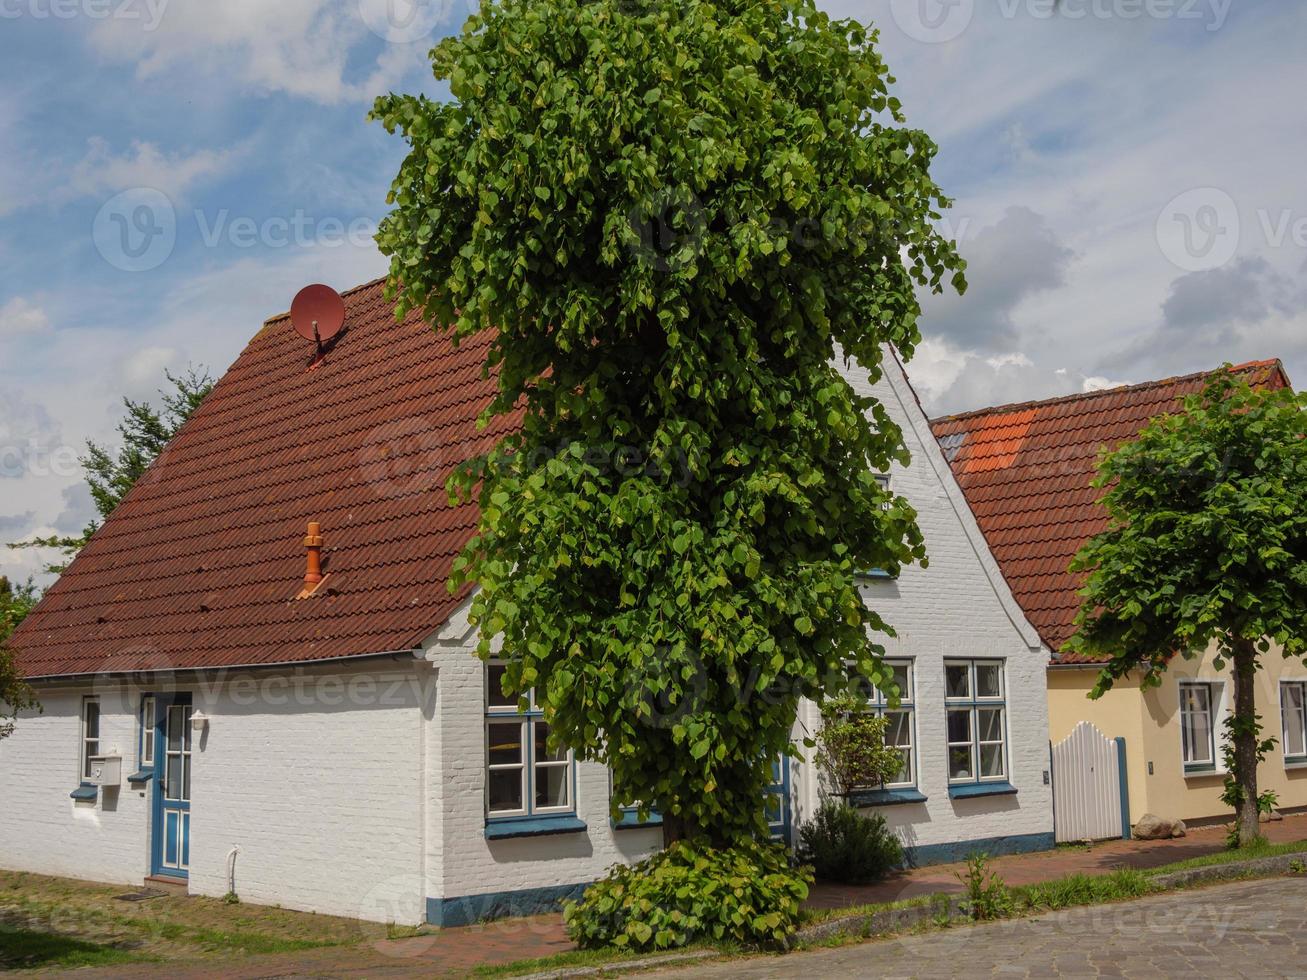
top-left (1048, 645), bottom-right (1307, 826)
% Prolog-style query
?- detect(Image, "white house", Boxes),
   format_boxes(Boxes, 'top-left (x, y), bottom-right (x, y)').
top-left (0, 279), bottom-right (1052, 927)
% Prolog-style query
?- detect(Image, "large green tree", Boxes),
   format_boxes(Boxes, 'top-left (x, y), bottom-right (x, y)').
top-left (373, 0), bottom-right (963, 844)
top-left (0, 576), bottom-right (40, 739)
top-left (10, 367), bottom-right (213, 574)
top-left (1068, 371), bottom-right (1307, 846)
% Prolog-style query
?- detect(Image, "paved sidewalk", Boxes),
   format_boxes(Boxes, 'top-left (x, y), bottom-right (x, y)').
top-left (84, 813), bottom-right (1307, 978)
top-left (808, 811), bottom-right (1307, 909)
top-left (645, 875), bottom-right (1307, 978)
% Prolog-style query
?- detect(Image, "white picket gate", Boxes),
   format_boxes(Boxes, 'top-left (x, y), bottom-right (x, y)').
top-left (1051, 721), bottom-right (1130, 843)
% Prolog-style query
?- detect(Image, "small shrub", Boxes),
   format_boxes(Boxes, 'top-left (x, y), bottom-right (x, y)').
top-left (798, 800), bottom-right (904, 884)
top-left (1289, 859), bottom-right (1305, 875)
top-left (221, 891), bottom-right (239, 905)
top-left (563, 839), bottom-right (812, 952)
top-left (956, 853), bottom-right (1011, 921)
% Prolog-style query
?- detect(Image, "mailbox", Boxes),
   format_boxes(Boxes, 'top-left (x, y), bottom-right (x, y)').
top-left (86, 755), bottom-right (122, 787)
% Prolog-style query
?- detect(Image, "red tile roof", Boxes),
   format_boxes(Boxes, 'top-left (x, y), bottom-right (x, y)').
top-left (8, 279), bottom-right (513, 678)
top-left (929, 360), bottom-right (1291, 664)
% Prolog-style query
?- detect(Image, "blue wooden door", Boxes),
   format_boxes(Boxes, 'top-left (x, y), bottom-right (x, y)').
top-left (151, 694), bottom-right (192, 878)
top-left (766, 756), bottom-right (792, 844)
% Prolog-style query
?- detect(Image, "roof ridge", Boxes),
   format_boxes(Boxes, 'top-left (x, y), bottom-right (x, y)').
top-left (259, 274), bottom-right (390, 325)
top-left (927, 358), bottom-right (1285, 426)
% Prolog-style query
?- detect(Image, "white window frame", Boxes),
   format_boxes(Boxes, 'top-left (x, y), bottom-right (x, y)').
top-left (1282, 681), bottom-right (1307, 766)
top-left (864, 659), bottom-right (916, 789)
top-left (139, 695), bottom-right (156, 767)
top-left (1179, 681), bottom-right (1218, 772)
top-left (484, 663), bottom-right (575, 820)
top-left (81, 696), bottom-right (100, 781)
top-left (944, 659), bottom-right (1008, 785)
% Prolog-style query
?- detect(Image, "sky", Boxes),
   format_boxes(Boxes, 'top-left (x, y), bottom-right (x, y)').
top-left (0, 0), bottom-right (1303, 586)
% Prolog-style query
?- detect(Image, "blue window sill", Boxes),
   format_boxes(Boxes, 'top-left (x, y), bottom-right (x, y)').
top-left (848, 787), bottom-right (928, 807)
top-left (948, 781), bottom-right (1017, 800)
top-left (857, 569), bottom-right (896, 580)
top-left (1183, 765), bottom-right (1219, 777)
top-left (613, 809), bottom-right (664, 830)
top-left (485, 816), bottom-right (587, 840)
top-left (70, 783), bottom-right (97, 801)
top-left (127, 769), bottom-right (154, 783)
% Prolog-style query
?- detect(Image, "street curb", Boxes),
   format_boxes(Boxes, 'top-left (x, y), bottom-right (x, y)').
top-left (1151, 852), bottom-right (1306, 889)
top-left (795, 852), bottom-right (1307, 946)
top-left (509, 949), bottom-right (719, 979)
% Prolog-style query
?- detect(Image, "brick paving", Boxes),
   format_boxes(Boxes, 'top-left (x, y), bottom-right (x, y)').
top-left (77, 813), bottom-right (1307, 978)
top-left (647, 875), bottom-right (1307, 978)
top-left (808, 811), bottom-right (1307, 909)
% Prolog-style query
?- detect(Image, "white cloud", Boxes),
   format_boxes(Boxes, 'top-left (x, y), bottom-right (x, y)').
top-left (66, 137), bottom-right (239, 203)
top-left (0, 297), bottom-right (50, 336)
top-left (87, 0), bottom-right (436, 105)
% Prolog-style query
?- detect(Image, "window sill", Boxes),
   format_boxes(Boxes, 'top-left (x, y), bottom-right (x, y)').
top-left (485, 816), bottom-right (587, 840)
top-left (948, 781), bottom-right (1017, 800)
top-left (1183, 765), bottom-right (1221, 778)
top-left (848, 788), bottom-right (928, 807)
top-left (1285, 758), bottom-right (1307, 770)
top-left (127, 769), bottom-right (154, 783)
top-left (857, 569), bottom-right (896, 581)
top-left (613, 810), bottom-right (663, 830)
top-left (70, 783), bottom-right (97, 801)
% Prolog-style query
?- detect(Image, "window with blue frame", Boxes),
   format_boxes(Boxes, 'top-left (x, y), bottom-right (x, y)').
top-left (848, 659), bottom-right (916, 789)
top-left (944, 660), bottom-right (1007, 785)
top-left (857, 474), bottom-right (896, 580)
top-left (485, 664), bottom-right (574, 819)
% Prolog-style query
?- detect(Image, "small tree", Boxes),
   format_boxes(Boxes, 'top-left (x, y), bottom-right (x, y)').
top-left (0, 577), bottom-right (41, 739)
top-left (10, 367), bottom-right (213, 574)
top-left (814, 695), bottom-right (905, 798)
top-left (373, 0), bottom-right (962, 848)
top-left (1067, 370), bottom-right (1307, 847)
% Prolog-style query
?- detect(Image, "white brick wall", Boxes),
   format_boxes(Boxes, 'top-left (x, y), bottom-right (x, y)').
top-left (0, 684), bottom-right (150, 884)
top-left (421, 608), bottom-right (662, 916)
top-left (789, 350), bottom-right (1054, 853)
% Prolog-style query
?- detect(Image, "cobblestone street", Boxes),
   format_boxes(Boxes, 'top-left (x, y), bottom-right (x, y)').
top-left (647, 876), bottom-right (1307, 979)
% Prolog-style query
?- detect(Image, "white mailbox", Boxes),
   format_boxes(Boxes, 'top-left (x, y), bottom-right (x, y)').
top-left (86, 755), bottom-right (122, 787)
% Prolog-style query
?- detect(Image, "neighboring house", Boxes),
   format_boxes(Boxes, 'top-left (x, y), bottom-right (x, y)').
top-left (930, 360), bottom-right (1307, 829)
top-left (0, 279), bottom-right (1052, 927)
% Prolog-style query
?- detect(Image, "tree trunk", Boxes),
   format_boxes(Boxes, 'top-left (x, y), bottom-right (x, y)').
top-left (1232, 640), bottom-right (1262, 847)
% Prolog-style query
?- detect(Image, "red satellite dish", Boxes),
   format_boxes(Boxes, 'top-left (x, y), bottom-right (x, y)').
top-left (290, 284), bottom-right (346, 347)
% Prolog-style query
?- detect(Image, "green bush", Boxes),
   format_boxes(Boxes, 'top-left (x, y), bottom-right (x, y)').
top-left (797, 800), bottom-right (904, 884)
top-left (956, 853), bottom-right (1012, 921)
top-left (563, 840), bottom-right (812, 951)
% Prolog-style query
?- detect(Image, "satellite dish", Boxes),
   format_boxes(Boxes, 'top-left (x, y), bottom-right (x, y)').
top-left (290, 284), bottom-right (346, 348)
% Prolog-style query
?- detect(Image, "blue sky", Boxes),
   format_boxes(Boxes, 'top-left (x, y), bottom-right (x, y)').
top-left (1, 0), bottom-right (1304, 584)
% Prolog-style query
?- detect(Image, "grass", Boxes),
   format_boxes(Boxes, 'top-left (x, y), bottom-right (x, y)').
top-left (1139, 836), bottom-right (1307, 875)
top-left (0, 925), bottom-right (145, 971)
top-left (469, 940), bottom-right (731, 979)
top-left (0, 869), bottom-right (365, 969)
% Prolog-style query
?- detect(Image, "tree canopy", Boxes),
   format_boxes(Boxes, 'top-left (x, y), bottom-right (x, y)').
top-left (1068, 369), bottom-right (1307, 843)
top-left (373, 0), bottom-right (963, 843)
top-left (0, 576), bottom-right (40, 739)
top-left (10, 366), bottom-right (213, 575)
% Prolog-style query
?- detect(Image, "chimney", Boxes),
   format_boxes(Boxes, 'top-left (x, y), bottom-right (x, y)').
top-left (303, 521), bottom-right (324, 587)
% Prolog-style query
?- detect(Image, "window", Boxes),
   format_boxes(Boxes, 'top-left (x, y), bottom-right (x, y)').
top-left (858, 475), bottom-right (895, 580)
top-left (485, 664), bottom-right (574, 819)
top-left (1284, 682), bottom-right (1307, 764)
top-left (1180, 682), bottom-right (1216, 771)
top-left (863, 660), bottom-right (916, 787)
top-left (945, 660), bottom-right (1007, 784)
top-left (139, 695), bottom-right (156, 767)
top-left (81, 696), bottom-right (100, 780)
